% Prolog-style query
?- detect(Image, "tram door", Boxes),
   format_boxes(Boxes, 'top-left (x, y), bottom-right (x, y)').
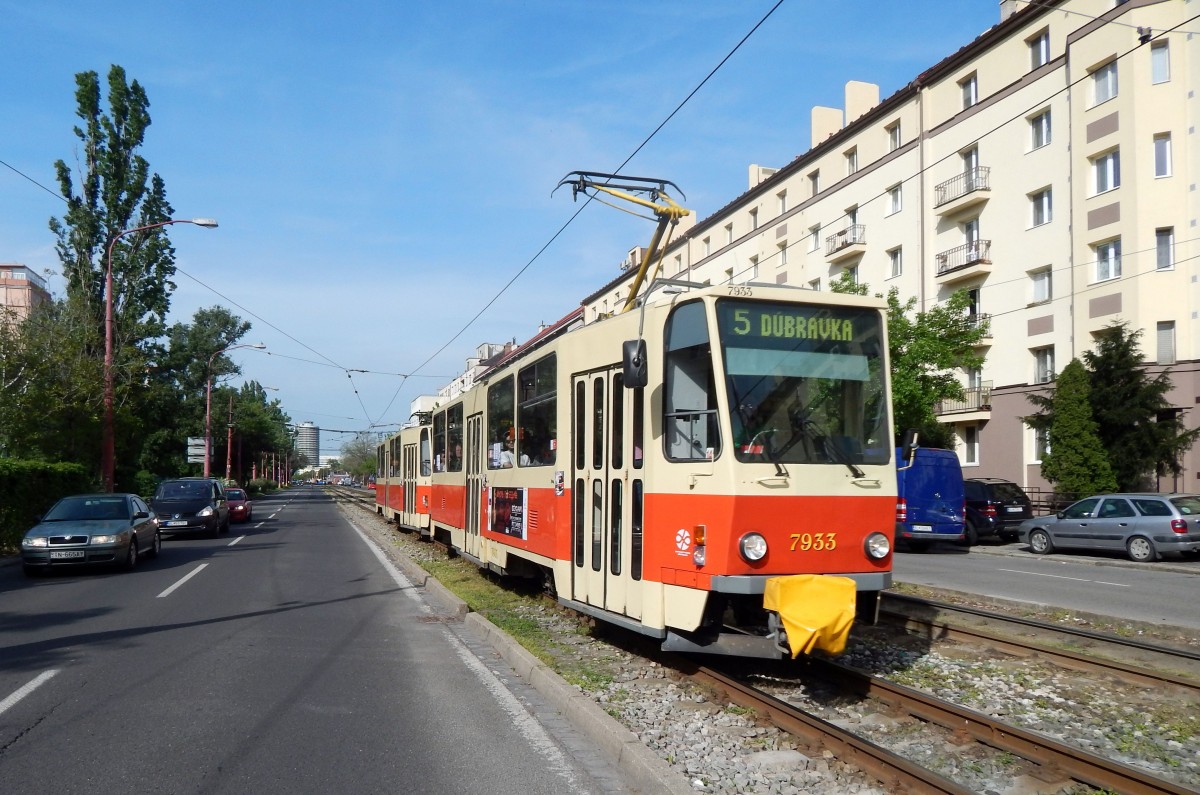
top-left (463, 413), bottom-right (485, 560)
top-left (571, 367), bottom-right (641, 619)
top-left (402, 441), bottom-right (417, 520)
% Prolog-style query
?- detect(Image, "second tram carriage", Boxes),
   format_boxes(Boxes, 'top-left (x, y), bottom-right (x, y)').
top-left (378, 282), bottom-right (895, 658)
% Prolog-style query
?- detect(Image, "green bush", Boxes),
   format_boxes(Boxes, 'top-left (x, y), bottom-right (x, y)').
top-left (0, 460), bottom-right (94, 553)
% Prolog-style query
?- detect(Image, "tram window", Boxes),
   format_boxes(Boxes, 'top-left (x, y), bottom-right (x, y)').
top-left (631, 479), bottom-right (643, 581)
top-left (591, 479), bottom-right (603, 571)
top-left (420, 429), bottom-right (432, 476)
top-left (573, 479), bottom-right (584, 567)
top-left (612, 374), bottom-right (624, 469)
top-left (574, 381), bottom-right (586, 471)
top-left (433, 411), bottom-right (447, 473)
top-left (664, 301), bottom-right (720, 461)
top-left (610, 480), bottom-right (622, 576)
top-left (447, 403), bottom-right (464, 472)
top-left (592, 378), bottom-right (605, 470)
top-left (633, 386), bottom-right (644, 469)
top-left (487, 375), bottom-right (515, 470)
top-left (517, 355), bottom-right (556, 467)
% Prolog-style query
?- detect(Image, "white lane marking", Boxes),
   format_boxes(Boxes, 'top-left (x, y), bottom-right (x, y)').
top-left (228, 536), bottom-right (245, 546)
top-left (997, 567), bottom-right (1129, 587)
top-left (157, 564), bottom-right (209, 598)
top-left (347, 520), bottom-right (586, 790)
top-left (0, 670), bottom-right (59, 716)
top-left (270, 512), bottom-right (279, 519)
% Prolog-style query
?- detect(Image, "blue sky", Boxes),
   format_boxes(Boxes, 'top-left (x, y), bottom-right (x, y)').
top-left (1, 1), bottom-right (1000, 456)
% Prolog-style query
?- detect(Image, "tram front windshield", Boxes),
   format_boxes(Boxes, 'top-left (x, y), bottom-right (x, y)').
top-left (716, 299), bottom-right (890, 466)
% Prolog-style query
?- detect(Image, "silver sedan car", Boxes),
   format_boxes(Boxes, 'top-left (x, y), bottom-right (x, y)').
top-left (21, 493), bottom-right (161, 576)
top-left (1019, 493), bottom-right (1200, 562)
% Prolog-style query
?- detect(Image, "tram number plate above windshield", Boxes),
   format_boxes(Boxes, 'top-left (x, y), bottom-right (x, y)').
top-left (789, 533), bottom-right (836, 551)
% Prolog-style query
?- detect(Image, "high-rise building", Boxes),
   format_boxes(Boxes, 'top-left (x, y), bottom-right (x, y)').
top-left (582, 0), bottom-right (1197, 493)
top-left (0, 263), bottom-right (50, 323)
top-left (296, 422), bottom-right (319, 467)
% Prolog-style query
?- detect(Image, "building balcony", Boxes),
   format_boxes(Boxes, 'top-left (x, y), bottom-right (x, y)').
top-left (933, 167), bottom-right (991, 217)
top-left (824, 224), bottom-right (866, 264)
top-left (935, 382), bottom-right (992, 423)
top-left (935, 240), bottom-right (992, 285)
top-left (966, 312), bottom-right (993, 346)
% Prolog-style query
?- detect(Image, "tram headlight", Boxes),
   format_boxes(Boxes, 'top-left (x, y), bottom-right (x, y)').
top-left (865, 532), bottom-right (891, 560)
top-left (692, 546), bottom-right (706, 566)
top-left (738, 532), bottom-right (768, 562)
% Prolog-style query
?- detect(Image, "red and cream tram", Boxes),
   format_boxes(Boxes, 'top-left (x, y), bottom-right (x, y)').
top-left (375, 417), bottom-right (433, 538)
top-left (388, 282), bottom-right (894, 658)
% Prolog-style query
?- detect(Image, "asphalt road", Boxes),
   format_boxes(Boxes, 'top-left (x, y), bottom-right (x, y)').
top-left (0, 487), bottom-right (621, 795)
top-left (893, 539), bottom-right (1200, 630)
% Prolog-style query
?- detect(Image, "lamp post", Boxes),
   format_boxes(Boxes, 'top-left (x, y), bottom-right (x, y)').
top-left (102, 217), bottom-right (218, 492)
top-left (205, 343), bottom-right (266, 478)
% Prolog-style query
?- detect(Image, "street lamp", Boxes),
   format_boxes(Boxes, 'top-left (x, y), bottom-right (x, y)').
top-left (205, 343), bottom-right (266, 478)
top-left (103, 217), bottom-right (218, 493)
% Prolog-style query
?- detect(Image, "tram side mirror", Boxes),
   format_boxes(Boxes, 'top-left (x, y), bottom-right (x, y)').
top-left (622, 339), bottom-right (648, 388)
top-left (900, 429), bottom-right (920, 464)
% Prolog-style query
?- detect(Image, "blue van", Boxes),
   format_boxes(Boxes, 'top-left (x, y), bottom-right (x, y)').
top-left (895, 444), bottom-right (965, 550)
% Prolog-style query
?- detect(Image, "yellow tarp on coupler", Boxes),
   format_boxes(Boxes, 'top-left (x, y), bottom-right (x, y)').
top-left (763, 574), bottom-right (857, 658)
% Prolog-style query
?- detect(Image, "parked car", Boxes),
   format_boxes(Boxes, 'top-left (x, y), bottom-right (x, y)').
top-left (21, 493), bottom-right (160, 576)
top-left (226, 488), bottom-right (253, 523)
top-left (1018, 493), bottom-right (1200, 562)
top-left (150, 477), bottom-right (229, 538)
top-left (895, 444), bottom-right (965, 550)
top-left (964, 478), bottom-right (1034, 544)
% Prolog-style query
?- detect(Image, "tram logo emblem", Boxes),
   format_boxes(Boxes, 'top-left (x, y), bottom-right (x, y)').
top-left (675, 528), bottom-right (691, 554)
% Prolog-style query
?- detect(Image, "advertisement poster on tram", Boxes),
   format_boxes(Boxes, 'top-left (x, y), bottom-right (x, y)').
top-left (491, 487), bottom-right (526, 539)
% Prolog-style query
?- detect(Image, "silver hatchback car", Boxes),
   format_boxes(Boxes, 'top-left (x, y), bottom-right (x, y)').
top-left (1019, 493), bottom-right (1200, 562)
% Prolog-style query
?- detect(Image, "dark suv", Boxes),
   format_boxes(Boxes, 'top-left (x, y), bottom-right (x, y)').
top-left (150, 478), bottom-right (230, 538)
top-left (964, 478), bottom-right (1034, 544)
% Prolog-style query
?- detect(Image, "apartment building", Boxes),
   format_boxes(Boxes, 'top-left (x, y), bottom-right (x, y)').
top-left (0, 263), bottom-right (50, 322)
top-left (580, 0), bottom-right (1197, 493)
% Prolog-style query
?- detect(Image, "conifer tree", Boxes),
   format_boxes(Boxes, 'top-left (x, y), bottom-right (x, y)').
top-left (1031, 358), bottom-right (1117, 497)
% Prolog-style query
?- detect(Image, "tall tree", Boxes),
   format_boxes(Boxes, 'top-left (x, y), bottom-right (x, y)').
top-left (46, 65), bottom-right (179, 487)
top-left (339, 433), bottom-right (379, 480)
top-left (1028, 358), bottom-right (1117, 497)
top-left (1082, 323), bottom-right (1200, 490)
top-left (831, 274), bottom-right (986, 448)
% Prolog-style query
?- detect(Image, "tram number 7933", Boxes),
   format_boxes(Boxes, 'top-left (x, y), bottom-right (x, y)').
top-left (789, 533), bottom-right (837, 552)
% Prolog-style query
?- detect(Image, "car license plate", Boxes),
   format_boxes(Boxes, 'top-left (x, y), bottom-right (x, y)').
top-left (912, 525), bottom-right (933, 532)
top-left (1006, 506), bottom-right (1024, 513)
top-left (49, 550), bottom-right (85, 559)
top-left (163, 520), bottom-right (188, 527)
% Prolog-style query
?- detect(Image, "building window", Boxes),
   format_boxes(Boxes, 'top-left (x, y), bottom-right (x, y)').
top-left (1034, 426), bottom-right (1050, 462)
top-left (809, 278), bottom-right (821, 291)
top-left (1028, 29), bottom-right (1050, 69)
top-left (886, 121), bottom-right (901, 151)
top-left (1157, 321), bottom-right (1176, 365)
top-left (964, 425), bottom-right (978, 465)
top-left (776, 190), bottom-right (787, 215)
top-left (702, 236), bottom-right (711, 257)
top-left (808, 170), bottom-right (820, 196)
top-left (1031, 268), bottom-right (1052, 304)
top-left (724, 223), bottom-right (733, 246)
top-left (845, 147), bottom-right (858, 175)
top-left (1092, 150), bottom-right (1120, 194)
top-left (1034, 347), bottom-right (1055, 384)
top-left (1154, 134), bottom-right (1172, 177)
top-left (1151, 41), bottom-right (1170, 84)
top-left (1030, 188), bottom-right (1052, 227)
top-left (1156, 228), bottom-right (1175, 270)
top-left (846, 267), bottom-right (859, 286)
top-left (962, 146), bottom-right (979, 176)
top-left (1092, 60), bottom-right (1118, 105)
top-left (748, 256), bottom-right (759, 280)
top-left (808, 224), bottom-right (820, 252)
top-left (749, 207), bottom-right (759, 230)
top-left (887, 184), bottom-right (902, 215)
top-left (672, 254), bottom-right (683, 276)
top-left (777, 242), bottom-right (788, 268)
top-left (888, 247), bottom-right (902, 278)
top-left (960, 73), bottom-right (978, 109)
top-left (1094, 239), bottom-right (1121, 282)
top-left (1029, 109), bottom-right (1051, 149)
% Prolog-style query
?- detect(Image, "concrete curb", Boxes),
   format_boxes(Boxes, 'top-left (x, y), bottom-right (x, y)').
top-left (366, 523), bottom-right (692, 793)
